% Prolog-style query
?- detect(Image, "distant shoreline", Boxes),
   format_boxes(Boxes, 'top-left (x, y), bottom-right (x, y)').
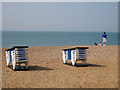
top-left (1, 31), bottom-right (118, 33)
top-left (1, 45), bottom-right (119, 49)
top-left (2, 32), bottom-right (118, 48)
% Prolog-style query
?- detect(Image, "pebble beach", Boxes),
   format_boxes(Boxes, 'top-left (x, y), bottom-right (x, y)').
top-left (1, 45), bottom-right (118, 88)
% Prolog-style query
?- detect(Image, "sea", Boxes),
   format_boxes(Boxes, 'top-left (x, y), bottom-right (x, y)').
top-left (2, 31), bottom-right (118, 48)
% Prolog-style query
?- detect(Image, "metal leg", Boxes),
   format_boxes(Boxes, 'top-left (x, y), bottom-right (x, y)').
top-left (12, 50), bottom-right (16, 70)
top-left (82, 59), bottom-right (86, 65)
top-left (12, 59), bottom-right (16, 71)
top-left (6, 51), bottom-right (10, 67)
top-left (71, 50), bottom-right (76, 66)
top-left (71, 60), bottom-right (76, 66)
top-left (6, 59), bottom-right (10, 67)
top-left (63, 50), bottom-right (67, 64)
top-left (25, 62), bottom-right (28, 69)
top-left (18, 63), bottom-right (21, 68)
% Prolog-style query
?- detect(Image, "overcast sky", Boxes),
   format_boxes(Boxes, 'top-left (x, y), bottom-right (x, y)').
top-left (2, 2), bottom-right (118, 32)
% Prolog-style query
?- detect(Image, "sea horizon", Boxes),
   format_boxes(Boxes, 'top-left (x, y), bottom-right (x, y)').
top-left (2, 31), bottom-right (118, 48)
top-left (1, 30), bottom-right (118, 32)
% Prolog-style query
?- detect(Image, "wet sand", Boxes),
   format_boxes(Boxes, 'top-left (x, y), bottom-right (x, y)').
top-left (1, 45), bottom-right (118, 88)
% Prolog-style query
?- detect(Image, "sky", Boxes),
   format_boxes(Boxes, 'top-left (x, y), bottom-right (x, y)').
top-left (2, 2), bottom-right (118, 32)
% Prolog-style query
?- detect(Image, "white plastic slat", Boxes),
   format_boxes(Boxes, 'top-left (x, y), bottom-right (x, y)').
top-left (16, 54), bottom-right (27, 56)
top-left (15, 48), bottom-right (26, 51)
top-left (15, 50), bottom-right (27, 53)
top-left (16, 57), bottom-right (27, 59)
top-left (16, 58), bottom-right (27, 61)
top-left (79, 56), bottom-right (86, 58)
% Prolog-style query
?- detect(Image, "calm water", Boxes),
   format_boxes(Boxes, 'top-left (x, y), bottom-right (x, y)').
top-left (2, 31), bottom-right (118, 48)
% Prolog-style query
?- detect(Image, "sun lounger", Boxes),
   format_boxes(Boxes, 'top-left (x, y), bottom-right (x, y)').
top-left (5, 46), bottom-right (28, 70)
top-left (62, 47), bottom-right (89, 66)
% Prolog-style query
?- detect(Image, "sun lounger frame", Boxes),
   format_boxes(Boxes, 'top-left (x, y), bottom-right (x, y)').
top-left (5, 46), bottom-right (28, 70)
top-left (62, 47), bottom-right (89, 66)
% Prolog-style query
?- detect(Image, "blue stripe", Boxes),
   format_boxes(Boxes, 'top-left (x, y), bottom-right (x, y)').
top-left (9, 50), bottom-right (13, 63)
top-left (68, 50), bottom-right (71, 60)
top-left (17, 59), bottom-right (26, 61)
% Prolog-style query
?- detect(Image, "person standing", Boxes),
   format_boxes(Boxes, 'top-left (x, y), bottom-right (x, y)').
top-left (101, 32), bottom-right (107, 46)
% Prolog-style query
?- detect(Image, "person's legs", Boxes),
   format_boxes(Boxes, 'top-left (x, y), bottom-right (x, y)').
top-left (103, 38), bottom-right (107, 46)
top-left (103, 42), bottom-right (106, 46)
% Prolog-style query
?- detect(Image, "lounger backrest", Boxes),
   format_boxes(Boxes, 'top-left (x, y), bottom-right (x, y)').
top-left (78, 49), bottom-right (86, 58)
top-left (15, 48), bottom-right (28, 61)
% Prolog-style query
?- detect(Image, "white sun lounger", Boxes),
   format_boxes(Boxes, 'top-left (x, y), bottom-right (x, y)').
top-left (62, 47), bottom-right (89, 66)
top-left (5, 46), bottom-right (28, 70)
